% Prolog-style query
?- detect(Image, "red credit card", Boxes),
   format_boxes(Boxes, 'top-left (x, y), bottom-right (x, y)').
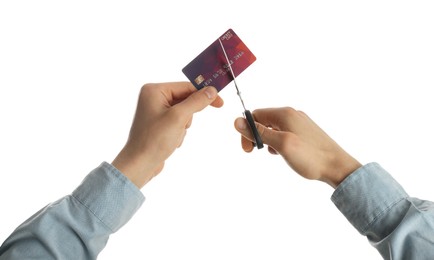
top-left (182, 28), bottom-right (256, 92)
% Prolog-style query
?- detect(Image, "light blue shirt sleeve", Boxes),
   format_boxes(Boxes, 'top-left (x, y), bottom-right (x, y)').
top-left (332, 162), bottom-right (434, 259)
top-left (0, 162), bottom-right (145, 260)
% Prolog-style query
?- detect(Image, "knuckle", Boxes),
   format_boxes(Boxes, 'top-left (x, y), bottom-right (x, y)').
top-left (281, 106), bottom-right (298, 117)
top-left (140, 83), bottom-right (157, 96)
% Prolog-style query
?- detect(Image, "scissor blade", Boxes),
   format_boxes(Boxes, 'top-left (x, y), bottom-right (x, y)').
top-left (218, 38), bottom-right (247, 111)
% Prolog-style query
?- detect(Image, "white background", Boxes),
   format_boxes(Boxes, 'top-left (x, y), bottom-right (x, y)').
top-left (1, 1), bottom-right (433, 259)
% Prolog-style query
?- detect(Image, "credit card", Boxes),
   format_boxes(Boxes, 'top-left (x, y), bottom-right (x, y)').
top-left (182, 28), bottom-right (256, 92)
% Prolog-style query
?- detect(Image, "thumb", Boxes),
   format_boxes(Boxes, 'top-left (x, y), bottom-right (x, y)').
top-left (234, 117), bottom-right (284, 149)
top-left (176, 86), bottom-right (218, 114)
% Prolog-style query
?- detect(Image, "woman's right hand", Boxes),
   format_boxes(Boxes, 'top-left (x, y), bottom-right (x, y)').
top-left (234, 107), bottom-right (362, 188)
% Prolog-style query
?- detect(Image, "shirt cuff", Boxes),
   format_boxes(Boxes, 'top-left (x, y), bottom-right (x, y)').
top-left (71, 162), bottom-right (145, 232)
top-left (331, 162), bottom-right (409, 235)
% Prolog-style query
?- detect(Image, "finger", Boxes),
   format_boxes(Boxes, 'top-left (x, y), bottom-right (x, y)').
top-left (252, 107), bottom-right (299, 131)
top-left (141, 82), bottom-right (197, 107)
top-left (268, 146), bottom-right (278, 155)
top-left (177, 130), bottom-right (187, 148)
top-left (241, 136), bottom-right (254, 153)
top-left (175, 86), bottom-right (218, 115)
top-left (234, 118), bottom-right (254, 152)
top-left (234, 117), bottom-right (287, 151)
top-left (162, 81), bottom-right (197, 102)
top-left (210, 95), bottom-right (224, 108)
top-left (159, 82), bottom-right (223, 108)
top-left (186, 116), bottom-right (193, 129)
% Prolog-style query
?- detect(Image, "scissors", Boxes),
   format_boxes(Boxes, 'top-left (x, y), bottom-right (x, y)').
top-left (218, 39), bottom-right (264, 149)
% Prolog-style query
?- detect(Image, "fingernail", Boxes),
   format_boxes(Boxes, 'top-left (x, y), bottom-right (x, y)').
top-left (236, 118), bottom-right (247, 130)
top-left (204, 87), bottom-right (217, 99)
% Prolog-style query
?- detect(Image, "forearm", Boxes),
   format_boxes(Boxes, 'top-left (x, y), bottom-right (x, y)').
top-left (0, 162), bottom-right (145, 259)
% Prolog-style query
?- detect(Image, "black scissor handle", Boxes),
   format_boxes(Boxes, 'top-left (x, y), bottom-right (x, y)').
top-left (244, 110), bottom-right (264, 149)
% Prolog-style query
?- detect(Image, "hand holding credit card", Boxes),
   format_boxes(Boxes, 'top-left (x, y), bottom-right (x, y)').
top-left (182, 28), bottom-right (264, 149)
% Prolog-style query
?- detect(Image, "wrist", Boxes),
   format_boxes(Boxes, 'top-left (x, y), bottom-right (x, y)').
top-left (321, 153), bottom-right (362, 189)
top-left (112, 146), bottom-right (163, 189)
